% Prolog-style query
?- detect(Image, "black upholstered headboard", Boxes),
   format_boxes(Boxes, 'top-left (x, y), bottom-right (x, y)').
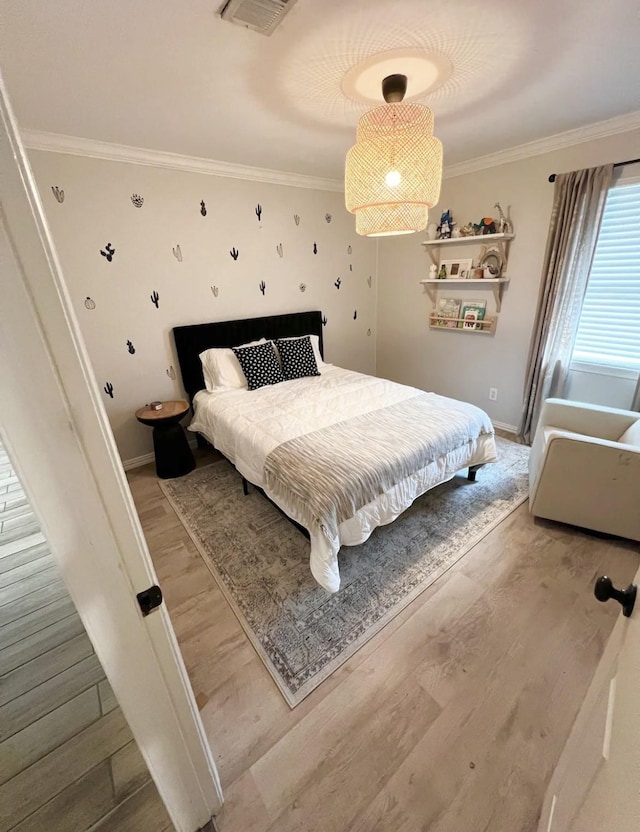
top-left (173, 310), bottom-right (324, 403)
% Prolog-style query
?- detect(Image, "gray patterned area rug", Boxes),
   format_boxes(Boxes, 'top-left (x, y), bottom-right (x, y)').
top-left (160, 436), bottom-right (529, 707)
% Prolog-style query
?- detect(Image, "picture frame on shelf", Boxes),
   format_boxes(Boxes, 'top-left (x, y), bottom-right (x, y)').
top-left (439, 258), bottom-right (473, 279)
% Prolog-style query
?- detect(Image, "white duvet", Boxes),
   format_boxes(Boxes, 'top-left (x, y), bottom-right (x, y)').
top-left (189, 365), bottom-right (497, 592)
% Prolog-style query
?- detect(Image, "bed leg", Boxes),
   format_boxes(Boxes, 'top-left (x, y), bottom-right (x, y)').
top-left (468, 464), bottom-right (481, 482)
top-left (242, 477), bottom-right (249, 496)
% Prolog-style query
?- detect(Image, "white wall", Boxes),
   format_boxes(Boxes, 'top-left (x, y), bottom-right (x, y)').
top-left (377, 127), bottom-right (640, 430)
top-left (29, 152), bottom-right (377, 462)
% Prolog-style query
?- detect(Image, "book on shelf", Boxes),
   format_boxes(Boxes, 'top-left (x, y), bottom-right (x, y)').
top-left (460, 300), bottom-right (487, 330)
top-left (434, 297), bottom-right (461, 328)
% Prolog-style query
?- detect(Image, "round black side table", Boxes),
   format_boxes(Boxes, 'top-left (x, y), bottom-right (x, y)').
top-left (135, 400), bottom-right (196, 479)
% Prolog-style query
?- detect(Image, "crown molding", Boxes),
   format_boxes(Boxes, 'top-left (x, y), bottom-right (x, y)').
top-left (21, 109), bottom-right (640, 188)
top-left (20, 129), bottom-right (345, 193)
top-left (443, 110), bottom-right (640, 179)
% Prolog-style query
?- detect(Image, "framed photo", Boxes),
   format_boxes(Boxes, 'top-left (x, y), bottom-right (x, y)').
top-left (439, 258), bottom-right (473, 279)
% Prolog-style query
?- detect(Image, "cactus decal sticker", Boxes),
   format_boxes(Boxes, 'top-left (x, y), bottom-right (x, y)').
top-left (131, 193), bottom-right (144, 207)
top-left (230, 247), bottom-right (239, 261)
top-left (104, 382), bottom-right (114, 399)
top-left (150, 290), bottom-right (159, 308)
top-left (200, 200), bottom-right (207, 216)
top-left (211, 285), bottom-right (219, 298)
top-left (313, 242), bottom-right (318, 254)
top-left (166, 366), bottom-right (176, 380)
top-left (84, 297), bottom-right (96, 310)
top-left (367, 275), bottom-right (372, 288)
top-left (334, 277), bottom-right (341, 290)
top-left (258, 280), bottom-right (266, 295)
top-left (367, 328), bottom-right (372, 336)
top-left (51, 186), bottom-right (65, 204)
top-left (325, 213), bottom-right (332, 223)
top-left (255, 204), bottom-right (262, 222)
top-left (172, 245), bottom-right (182, 262)
top-left (293, 214), bottom-right (300, 226)
top-left (353, 310), bottom-right (357, 320)
top-left (321, 315), bottom-right (328, 326)
top-left (126, 340), bottom-right (135, 354)
top-left (299, 283), bottom-right (306, 293)
top-left (100, 243), bottom-right (115, 262)
top-left (347, 245), bottom-right (352, 254)
top-left (276, 243), bottom-right (283, 258)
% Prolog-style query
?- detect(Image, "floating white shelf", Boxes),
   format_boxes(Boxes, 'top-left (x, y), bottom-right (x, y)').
top-left (420, 232), bottom-right (515, 267)
top-left (419, 277), bottom-right (510, 311)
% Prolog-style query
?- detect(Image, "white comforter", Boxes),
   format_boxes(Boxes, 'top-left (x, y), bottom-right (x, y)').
top-left (189, 365), bottom-right (497, 592)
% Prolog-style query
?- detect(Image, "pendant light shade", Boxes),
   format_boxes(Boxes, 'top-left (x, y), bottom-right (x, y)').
top-left (345, 75), bottom-right (443, 237)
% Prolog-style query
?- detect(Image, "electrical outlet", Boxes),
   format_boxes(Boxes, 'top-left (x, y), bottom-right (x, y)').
top-left (489, 388), bottom-right (498, 401)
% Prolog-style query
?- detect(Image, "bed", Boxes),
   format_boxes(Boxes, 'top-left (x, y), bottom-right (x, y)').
top-left (173, 311), bottom-right (498, 593)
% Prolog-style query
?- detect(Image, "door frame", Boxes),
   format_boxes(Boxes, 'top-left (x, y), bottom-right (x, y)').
top-left (0, 78), bottom-right (222, 830)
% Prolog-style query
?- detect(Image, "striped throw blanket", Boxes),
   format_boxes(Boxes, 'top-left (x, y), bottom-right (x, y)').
top-left (263, 392), bottom-right (493, 545)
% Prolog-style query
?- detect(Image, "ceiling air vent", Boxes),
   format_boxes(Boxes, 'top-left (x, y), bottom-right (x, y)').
top-left (218, 0), bottom-right (299, 35)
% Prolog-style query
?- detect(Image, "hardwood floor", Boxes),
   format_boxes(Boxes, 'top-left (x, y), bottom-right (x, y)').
top-left (127, 449), bottom-right (639, 832)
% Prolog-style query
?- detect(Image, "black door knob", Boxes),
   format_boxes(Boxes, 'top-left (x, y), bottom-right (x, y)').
top-left (594, 576), bottom-right (637, 618)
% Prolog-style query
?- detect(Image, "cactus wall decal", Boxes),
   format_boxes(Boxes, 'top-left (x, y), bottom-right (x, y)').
top-left (313, 242), bottom-right (318, 254)
top-left (166, 365), bottom-right (176, 380)
top-left (276, 243), bottom-right (283, 258)
top-left (258, 280), bottom-right (266, 295)
top-left (51, 186), bottom-right (65, 203)
top-left (255, 204), bottom-right (262, 222)
top-left (126, 340), bottom-right (135, 354)
top-left (211, 285), bottom-right (219, 297)
top-left (367, 328), bottom-right (372, 336)
top-left (172, 245), bottom-right (182, 262)
top-left (230, 247), bottom-right (239, 261)
top-left (200, 200), bottom-right (207, 216)
top-left (325, 213), bottom-right (332, 223)
top-left (150, 290), bottom-right (159, 308)
top-left (104, 382), bottom-right (114, 398)
top-left (100, 243), bottom-right (115, 262)
top-left (299, 283), bottom-right (306, 293)
top-left (131, 193), bottom-right (144, 207)
top-left (367, 275), bottom-right (372, 288)
top-left (353, 310), bottom-right (357, 320)
top-left (84, 297), bottom-right (96, 310)
top-left (349, 264), bottom-right (353, 271)
top-left (334, 277), bottom-right (341, 290)
top-left (347, 245), bottom-right (352, 254)
top-left (321, 315), bottom-right (328, 326)
top-left (293, 214), bottom-right (300, 226)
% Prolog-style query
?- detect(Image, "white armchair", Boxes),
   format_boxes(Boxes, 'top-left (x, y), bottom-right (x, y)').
top-left (529, 398), bottom-right (640, 541)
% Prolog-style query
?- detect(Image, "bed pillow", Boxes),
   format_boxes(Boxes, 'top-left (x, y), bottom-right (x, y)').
top-left (199, 339), bottom-right (266, 391)
top-left (275, 336), bottom-right (321, 380)
top-left (277, 333), bottom-right (325, 368)
top-left (232, 341), bottom-right (284, 391)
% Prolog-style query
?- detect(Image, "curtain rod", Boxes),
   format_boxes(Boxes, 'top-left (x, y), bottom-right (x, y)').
top-left (548, 157), bottom-right (640, 183)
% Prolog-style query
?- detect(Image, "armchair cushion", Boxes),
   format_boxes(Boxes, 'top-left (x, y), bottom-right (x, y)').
top-left (529, 399), bottom-right (640, 542)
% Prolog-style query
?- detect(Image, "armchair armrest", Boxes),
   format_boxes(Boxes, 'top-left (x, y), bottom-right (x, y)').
top-left (538, 398), bottom-right (640, 442)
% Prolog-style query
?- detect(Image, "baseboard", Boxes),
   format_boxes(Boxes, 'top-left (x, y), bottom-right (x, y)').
top-left (123, 439), bottom-right (198, 471)
top-left (492, 420), bottom-right (518, 435)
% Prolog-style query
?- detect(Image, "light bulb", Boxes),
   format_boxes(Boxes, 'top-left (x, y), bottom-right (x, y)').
top-left (385, 170), bottom-right (401, 187)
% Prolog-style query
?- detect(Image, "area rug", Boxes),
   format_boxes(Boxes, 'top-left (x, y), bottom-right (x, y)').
top-left (160, 436), bottom-right (529, 706)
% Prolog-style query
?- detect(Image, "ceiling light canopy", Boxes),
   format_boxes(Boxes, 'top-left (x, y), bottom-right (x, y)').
top-left (345, 73), bottom-right (442, 237)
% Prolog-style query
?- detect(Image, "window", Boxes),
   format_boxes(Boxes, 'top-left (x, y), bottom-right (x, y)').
top-left (572, 180), bottom-right (640, 372)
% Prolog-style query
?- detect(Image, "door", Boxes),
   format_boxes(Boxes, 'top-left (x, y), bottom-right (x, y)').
top-left (538, 562), bottom-right (640, 831)
top-left (0, 78), bottom-right (222, 830)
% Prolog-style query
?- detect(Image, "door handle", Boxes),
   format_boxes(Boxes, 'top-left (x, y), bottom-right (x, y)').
top-left (594, 576), bottom-right (637, 618)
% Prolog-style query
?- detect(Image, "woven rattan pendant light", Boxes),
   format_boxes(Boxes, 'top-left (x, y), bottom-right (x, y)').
top-left (345, 74), bottom-right (442, 237)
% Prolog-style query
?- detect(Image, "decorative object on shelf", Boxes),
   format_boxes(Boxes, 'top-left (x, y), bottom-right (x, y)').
top-left (434, 297), bottom-right (461, 328)
top-left (459, 222), bottom-right (476, 237)
top-left (437, 209), bottom-right (455, 239)
top-left (461, 300), bottom-right (487, 330)
top-left (479, 246), bottom-right (504, 278)
top-left (494, 202), bottom-right (513, 234)
top-left (429, 264), bottom-right (438, 280)
top-left (150, 401), bottom-right (163, 411)
top-left (439, 258), bottom-right (473, 279)
top-left (474, 217), bottom-right (496, 235)
top-left (345, 73), bottom-right (442, 237)
top-left (438, 264), bottom-right (447, 279)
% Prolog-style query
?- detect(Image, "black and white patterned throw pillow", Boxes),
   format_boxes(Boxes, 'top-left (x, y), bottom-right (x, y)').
top-left (232, 341), bottom-right (284, 391)
top-left (275, 336), bottom-right (320, 381)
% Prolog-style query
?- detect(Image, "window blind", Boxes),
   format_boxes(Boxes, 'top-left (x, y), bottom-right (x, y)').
top-left (572, 181), bottom-right (640, 371)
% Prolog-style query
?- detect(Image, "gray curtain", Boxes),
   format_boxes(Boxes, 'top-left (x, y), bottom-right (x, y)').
top-left (517, 164), bottom-right (613, 444)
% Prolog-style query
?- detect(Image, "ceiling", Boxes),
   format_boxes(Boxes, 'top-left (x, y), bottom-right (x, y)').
top-left (2, 0), bottom-right (640, 180)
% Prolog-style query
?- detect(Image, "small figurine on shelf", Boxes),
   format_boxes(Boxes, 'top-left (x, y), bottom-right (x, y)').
top-left (459, 222), bottom-right (476, 237)
top-left (474, 217), bottom-right (497, 235)
top-left (494, 202), bottom-right (513, 234)
top-left (429, 263), bottom-right (438, 280)
top-left (436, 210), bottom-right (455, 239)
top-left (438, 264), bottom-right (447, 279)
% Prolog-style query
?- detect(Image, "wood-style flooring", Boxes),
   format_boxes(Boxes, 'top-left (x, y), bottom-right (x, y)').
top-left (127, 448), bottom-right (639, 832)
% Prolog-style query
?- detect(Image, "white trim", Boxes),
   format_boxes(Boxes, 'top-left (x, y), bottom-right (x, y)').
top-left (493, 419), bottom-right (518, 434)
top-left (444, 111), bottom-right (640, 179)
top-left (570, 361), bottom-right (638, 381)
top-left (20, 129), bottom-right (344, 192)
